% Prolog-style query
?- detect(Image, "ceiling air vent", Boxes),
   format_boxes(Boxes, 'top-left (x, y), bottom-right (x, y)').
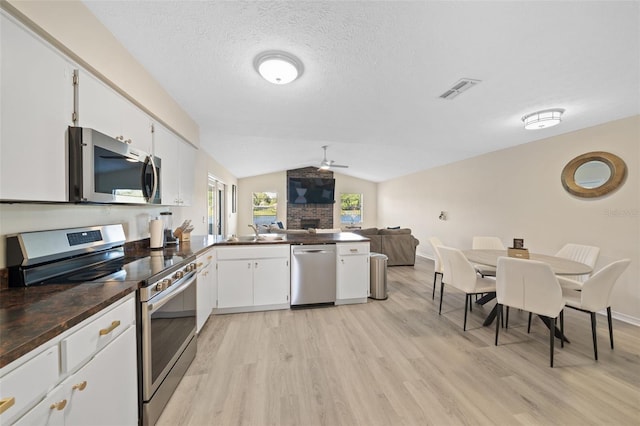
top-left (439, 78), bottom-right (481, 100)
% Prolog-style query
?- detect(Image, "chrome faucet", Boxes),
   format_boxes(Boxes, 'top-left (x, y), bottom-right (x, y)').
top-left (248, 224), bottom-right (259, 239)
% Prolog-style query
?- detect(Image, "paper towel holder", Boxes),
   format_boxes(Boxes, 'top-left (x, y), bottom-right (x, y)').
top-left (149, 217), bottom-right (164, 250)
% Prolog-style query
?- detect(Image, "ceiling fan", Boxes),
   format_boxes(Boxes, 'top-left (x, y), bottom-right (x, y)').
top-left (318, 145), bottom-right (349, 170)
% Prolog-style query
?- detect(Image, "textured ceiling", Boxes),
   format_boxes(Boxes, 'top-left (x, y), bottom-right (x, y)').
top-left (83, 1), bottom-right (639, 182)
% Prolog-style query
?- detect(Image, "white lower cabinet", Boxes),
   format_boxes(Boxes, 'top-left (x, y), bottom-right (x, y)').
top-left (15, 327), bottom-right (137, 426)
top-left (215, 245), bottom-right (290, 313)
top-left (196, 248), bottom-right (216, 332)
top-left (336, 243), bottom-right (370, 304)
top-left (0, 294), bottom-right (137, 426)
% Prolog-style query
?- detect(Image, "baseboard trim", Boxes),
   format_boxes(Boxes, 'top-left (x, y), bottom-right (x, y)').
top-left (608, 311), bottom-right (640, 327)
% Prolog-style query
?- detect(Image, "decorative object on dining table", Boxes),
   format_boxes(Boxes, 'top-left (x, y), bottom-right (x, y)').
top-left (507, 247), bottom-right (530, 259)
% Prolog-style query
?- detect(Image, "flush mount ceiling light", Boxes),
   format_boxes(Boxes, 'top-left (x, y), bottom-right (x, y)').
top-left (522, 108), bottom-right (565, 130)
top-left (254, 51), bottom-right (303, 85)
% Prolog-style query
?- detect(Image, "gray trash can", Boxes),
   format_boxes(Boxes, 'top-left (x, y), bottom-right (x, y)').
top-left (369, 253), bottom-right (388, 300)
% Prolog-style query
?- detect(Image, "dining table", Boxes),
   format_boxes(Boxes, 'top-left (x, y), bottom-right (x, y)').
top-left (462, 249), bottom-right (593, 341)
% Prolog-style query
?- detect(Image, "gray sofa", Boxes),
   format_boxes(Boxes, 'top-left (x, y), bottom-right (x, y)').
top-left (352, 228), bottom-right (420, 266)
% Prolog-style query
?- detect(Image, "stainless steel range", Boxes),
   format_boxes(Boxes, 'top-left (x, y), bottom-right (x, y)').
top-left (137, 253), bottom-right (197, 426)
top-left (6, 224), bottom-right (197, 426)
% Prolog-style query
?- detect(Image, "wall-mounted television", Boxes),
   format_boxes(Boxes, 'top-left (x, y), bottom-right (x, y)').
top-left (288, 177), bottom-right (335, 204)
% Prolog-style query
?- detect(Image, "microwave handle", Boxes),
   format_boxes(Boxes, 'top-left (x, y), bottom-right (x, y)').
top-left (142, 155), bottom-right (158, 202)
top-left (148, 155), bottom-right (158, 202)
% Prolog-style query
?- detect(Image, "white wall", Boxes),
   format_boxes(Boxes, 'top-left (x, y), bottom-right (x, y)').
top-left (238, 171), bottom-right (378, 232)
top-left (378, 116), bottom-right (640, 322)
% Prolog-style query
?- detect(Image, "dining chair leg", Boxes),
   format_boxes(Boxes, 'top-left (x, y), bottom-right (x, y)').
top-left (495, 304), bottom-right (502, 345)
top-left (438, 281), bottom-right (445, 315)
top-left (607, 306), bottom-right (614, 350)
top-left (469, 294), bottom-right (473, 312)
top-left (463, 295), bottom-right (469, 331)
top-left (550, 316), bottom-right (555, 368)
top-left (560, 310), bottom-right (564, 348)
top-left (591, 312), bottom-right (599, 361)
top-left (432, 272), bottom-right (440, 300)
top-left (527, 312), bottom-right (532, 333)
top-left (505, 306), bottom-right (510, 329)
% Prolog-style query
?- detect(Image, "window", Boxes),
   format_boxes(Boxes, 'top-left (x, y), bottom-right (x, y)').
top-left (252, 192), bottom-right (278, 226)
top-left (340, 193), bottom-right (363, 224)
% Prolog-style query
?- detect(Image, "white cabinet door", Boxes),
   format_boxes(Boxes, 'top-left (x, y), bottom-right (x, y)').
top-left (76, 71), bottom-right (119, 140)
top-left (337, 254), bottom-right (370, 302)
top-left (0, 12), bottom-right (74, 202)
top-left (152, 123), bottom-right (196, 206)
top-left (77, 70), bottom-right (152, 153)
top-left (217, 260), bottom-right (253, 308)
top-left (253, 257), bottom-right (290, 306)
top-left (196, 250), bottom-right (215, 333)
top-left (178, 139), bottom-right (197, 206)
top-left (153, 123), bottom-right (180, 205)
top-left (63, 326), bottom-right (137, 426)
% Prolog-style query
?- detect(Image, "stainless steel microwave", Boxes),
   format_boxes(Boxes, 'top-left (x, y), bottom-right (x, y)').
top-left (68, 127), bottom-right (161, 204)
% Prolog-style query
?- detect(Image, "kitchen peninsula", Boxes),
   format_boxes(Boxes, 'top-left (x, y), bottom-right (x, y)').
top-left (1, 231), bottom-right (369, 367)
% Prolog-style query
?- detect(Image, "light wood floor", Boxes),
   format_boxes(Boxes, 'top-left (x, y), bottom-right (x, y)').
top-left (158, 257), bottom-right (640, 426)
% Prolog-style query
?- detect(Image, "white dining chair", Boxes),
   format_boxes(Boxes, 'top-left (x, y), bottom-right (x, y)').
top-left (438, 246), bottom-right (496, 331)
top-left (472, 236), bottom-right (506, 277)
top-left (495, 257), bottom-right (565, 367)
top-left (428, 236), bottom-right (444, 300)
top-left (562, 259), bottom-right (631, 361)
top-left (555, 243), bottom-right (600, 290)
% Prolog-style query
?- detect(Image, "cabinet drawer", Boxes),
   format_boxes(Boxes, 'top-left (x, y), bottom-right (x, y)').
top-left (217, 245), bottom-right (289, 260)
top-left (60, 297), bottom-right (135, 373)
top-left (336, 243), bottom-right (370, 255)
top-left (0, 346), bottom-right (59, 424)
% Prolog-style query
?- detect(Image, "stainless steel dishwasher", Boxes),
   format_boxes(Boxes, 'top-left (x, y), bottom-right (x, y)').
top-left (291, 244), bottom-right (336, 306)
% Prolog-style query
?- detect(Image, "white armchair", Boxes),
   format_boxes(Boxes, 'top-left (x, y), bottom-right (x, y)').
top-left (438, 246), bottom-right (496, 331)
top-left (472, 236), bottom-right (506, 277)
top-left (495, 256), bottom-right (565, 367)
top-left (562, 259), bottom-right (631, 361)
top-left (555, 243), bottom-right (600, 290)
top-left (428, 236), bottom-right (444, 300)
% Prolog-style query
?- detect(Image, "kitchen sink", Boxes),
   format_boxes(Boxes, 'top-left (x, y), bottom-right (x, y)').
top-left (225, 234), bottom-right (285, 243)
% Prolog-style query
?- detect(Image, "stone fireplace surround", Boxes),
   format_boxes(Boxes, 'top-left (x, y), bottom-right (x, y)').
top-left (286, 167), bottom-right (334, 230)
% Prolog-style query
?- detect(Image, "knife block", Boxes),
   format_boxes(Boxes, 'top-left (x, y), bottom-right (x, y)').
top-left (173, 228), bottom-right (191, 243)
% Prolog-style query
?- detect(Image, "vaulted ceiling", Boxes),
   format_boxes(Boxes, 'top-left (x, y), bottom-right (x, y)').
top-left (83, 1), bottom-right (639, 182)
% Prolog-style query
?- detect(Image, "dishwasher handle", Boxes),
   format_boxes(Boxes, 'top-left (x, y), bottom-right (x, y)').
top-left (294, 249), bottom-right (334, 254)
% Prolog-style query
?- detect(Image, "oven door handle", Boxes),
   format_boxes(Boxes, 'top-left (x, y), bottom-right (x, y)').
top-left (148, 274), bottom-right (196, 314)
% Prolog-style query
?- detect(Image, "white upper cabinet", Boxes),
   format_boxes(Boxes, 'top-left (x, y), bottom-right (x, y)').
top-left (76, 70), bottom-right (152, 153)
top-left (0, 12), bottom-right (74, 202)
top-left (153, 123), bottom-right (196, 206)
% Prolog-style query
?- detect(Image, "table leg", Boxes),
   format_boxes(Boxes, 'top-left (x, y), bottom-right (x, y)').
top-left (483, 304), bottom-right (498, 326)
top-left (476, 292), bottom-right (496, 306)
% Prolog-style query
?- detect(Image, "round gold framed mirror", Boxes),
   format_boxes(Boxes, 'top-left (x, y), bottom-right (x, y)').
top-left (561, 151), bottom-right (627, 198)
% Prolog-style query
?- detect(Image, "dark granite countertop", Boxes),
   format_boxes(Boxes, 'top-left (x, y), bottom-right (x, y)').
top-left (0, 280), bottom-right (138, 369)
top-left (0, 232), bottom-right (368, 369)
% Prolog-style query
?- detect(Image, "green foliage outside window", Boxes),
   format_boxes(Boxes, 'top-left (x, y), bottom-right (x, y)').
top-left (340, 193), bottom-right (362, 223)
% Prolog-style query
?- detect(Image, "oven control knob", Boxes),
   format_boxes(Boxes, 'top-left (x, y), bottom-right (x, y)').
top-left (155, 282), bottom-right (163, 291)
top-left (188, 263), bottom-right (196, 272)
top-left (174, 271), bottom-right (184, 279)
top-left (163, 278), bottom-right (172, 288)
